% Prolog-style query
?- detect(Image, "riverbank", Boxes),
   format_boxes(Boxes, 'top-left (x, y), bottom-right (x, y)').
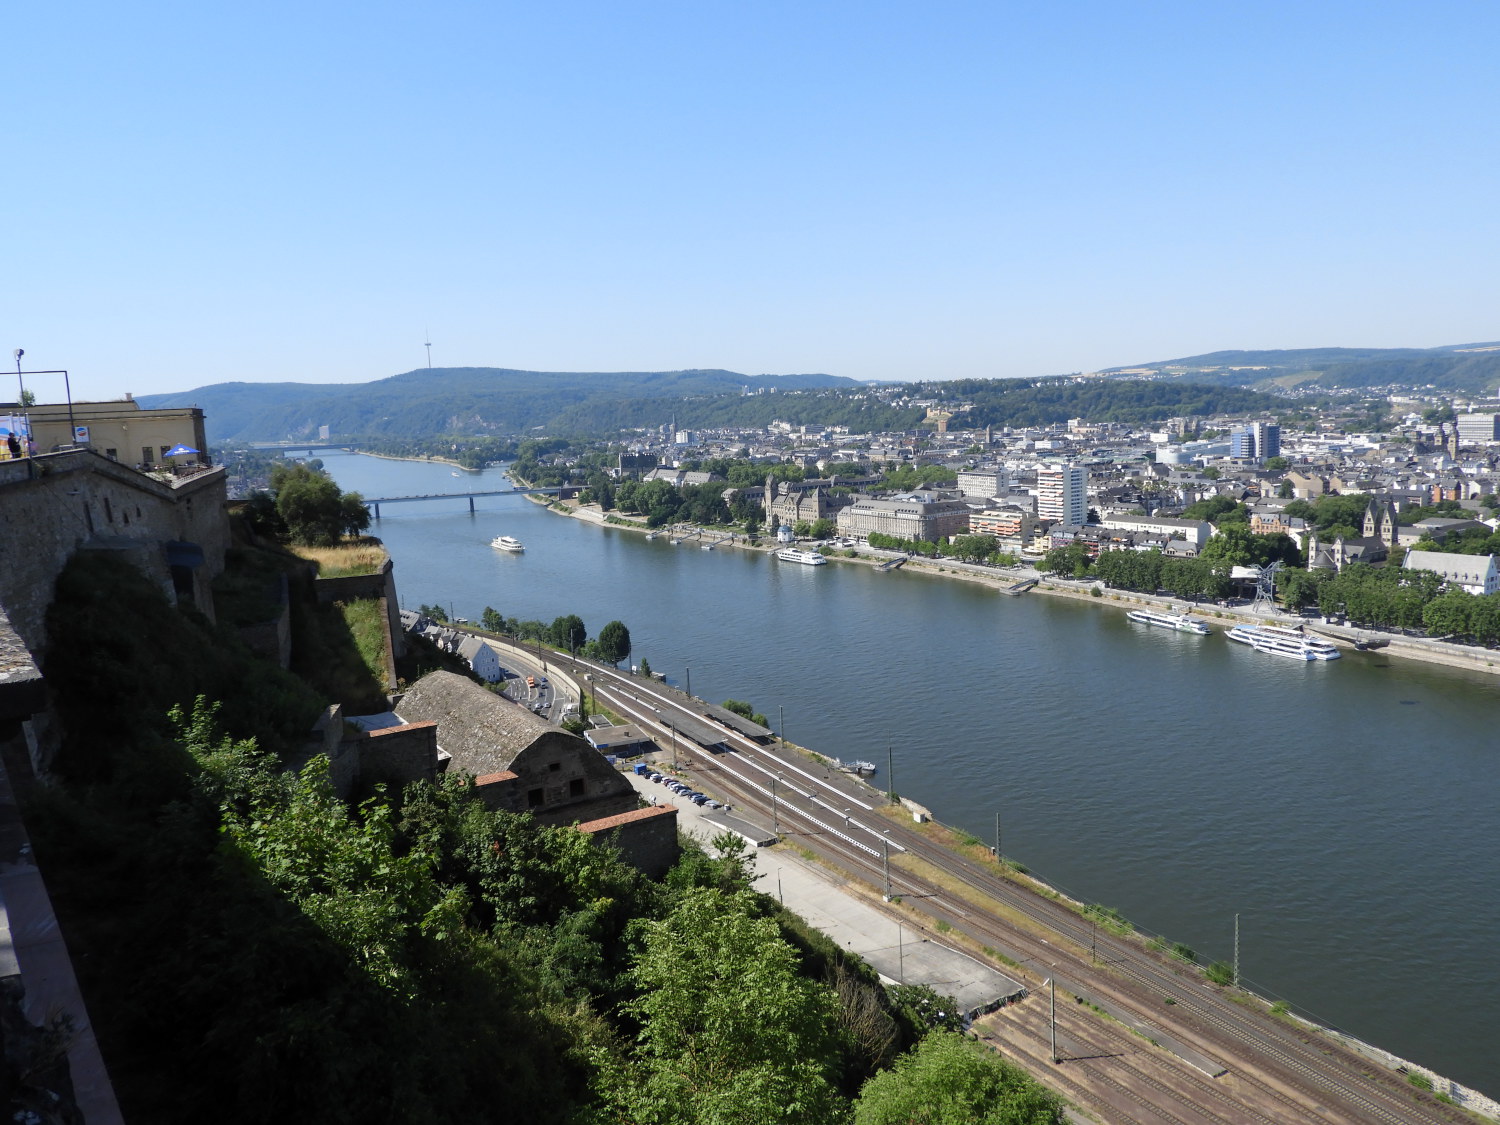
top-left (359, 450), bottom-right (482, 471)
top-left (544, 496), bottom-right (1500, 679)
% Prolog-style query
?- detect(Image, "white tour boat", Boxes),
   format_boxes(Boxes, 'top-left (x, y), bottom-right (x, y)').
top-left (1125, 609), bottom-right (1212, 635)
top-left (776, 547), bottom-right (828, 566)
top-left (490, 536), bottom-right (525, 553)
top-left (1226, 623), bottom-right (1340, 660)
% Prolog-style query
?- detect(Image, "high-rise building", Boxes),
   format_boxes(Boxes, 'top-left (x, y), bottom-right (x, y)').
top-left (1457, 413), bottom-right (1500, 444)
top-left (1037, 463), bottom-right (1087, 526)
top-left (1252, 422), bottom-right (1280, 461)
top-left (1231, 422), bottom-right (1281, 462)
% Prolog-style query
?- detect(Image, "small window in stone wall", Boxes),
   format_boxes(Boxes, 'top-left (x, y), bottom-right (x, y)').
top-left (548, 762), bottom-right (561, 772)
top-left (527, 788), bottom-right (544, 808)
top-left (105, 448), bottom-right (117, 461)
top-left (569, 778), bottom-right (584, 798)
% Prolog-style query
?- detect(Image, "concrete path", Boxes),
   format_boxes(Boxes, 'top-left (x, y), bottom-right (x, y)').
top-left (625, 769), bottom-right (1025, 1019)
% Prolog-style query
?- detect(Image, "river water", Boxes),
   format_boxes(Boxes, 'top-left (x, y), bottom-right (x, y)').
top-left (321, 451), bottom-right (1498, 1094)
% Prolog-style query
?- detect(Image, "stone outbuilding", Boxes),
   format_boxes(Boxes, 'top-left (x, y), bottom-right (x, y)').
top-left (395, 671), bottom-right (637, 826)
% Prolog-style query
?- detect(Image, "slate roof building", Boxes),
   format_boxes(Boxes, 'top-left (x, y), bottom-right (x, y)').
top-left (1403, 550), bottom-right (1500, 596)
top-left (396, 671), bottom-right (637, 825)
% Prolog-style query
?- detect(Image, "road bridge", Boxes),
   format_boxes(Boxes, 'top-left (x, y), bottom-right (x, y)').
top-left (361, 487), bottom-right (563, 517)
top-left (249, 441), bottom-right (372, 453)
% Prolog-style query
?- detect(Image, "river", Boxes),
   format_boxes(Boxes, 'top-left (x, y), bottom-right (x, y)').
top-left (320, 451), bottom-right (1499, 1095)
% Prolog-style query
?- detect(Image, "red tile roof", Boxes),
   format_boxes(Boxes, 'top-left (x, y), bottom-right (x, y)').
top-left (576, 804), bottom-right (677, 834)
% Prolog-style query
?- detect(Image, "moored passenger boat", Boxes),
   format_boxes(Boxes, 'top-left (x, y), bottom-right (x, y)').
top-left (776, 548), bottom-right (827, 566)
top-left (1227, 623), bottom-right (1340, 660)
top-left (1125, 608), bottom-right (1212, 634)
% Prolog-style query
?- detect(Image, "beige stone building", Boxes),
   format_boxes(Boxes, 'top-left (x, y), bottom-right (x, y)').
top-left (16, 397), bottom-right (208, 468)
top-left (837, 493), bottom-right (971, 541)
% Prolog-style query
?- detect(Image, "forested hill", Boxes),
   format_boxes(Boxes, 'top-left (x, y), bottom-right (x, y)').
top-left (139, 367), bottom-right (872, 443)
top-left (938, 379), bottom-right (1289, 429)
top-left (1101, 342), bottom-right (1500, 392)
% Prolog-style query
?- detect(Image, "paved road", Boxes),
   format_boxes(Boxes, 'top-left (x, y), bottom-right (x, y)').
top-left (624, 769), bottom-right (1024, 1018)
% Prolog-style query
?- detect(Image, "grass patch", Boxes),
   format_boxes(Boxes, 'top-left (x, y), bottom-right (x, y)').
top-left (291, 595), bottom-right (389, 712)
top-left (341, 599), bottom-right (389, 688)
top-left (1406, 1072), bottom-right (1433, 1091)
top-left (1083, 903), bottom-right (1133, 937)
top-left (212, 547), bottom-right (290, 627)
top-left (1204, 960), bottom-right (1233, 984)
top-left (288, 538), bottom-right (387, 577)
top-left (934, 919), bottom-right (952, 933)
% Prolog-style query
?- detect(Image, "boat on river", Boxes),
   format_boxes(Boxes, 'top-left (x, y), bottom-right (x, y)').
top-left (777, 548), bottom-right (827, 566)
top-left (490, 535), bottom-right (525, 553)
top-left (1227, 623), bottom-right (1340, 660)
top-left (1126, 608), bottom-right (1212, 635)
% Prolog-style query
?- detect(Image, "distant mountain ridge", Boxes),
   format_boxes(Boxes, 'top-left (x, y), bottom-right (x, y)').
top-left (1100, 342), bottom-right (1500, 393)
top-left (139, 367), bottom-right (860, 442)
top-left (141, 341), bottom-right (1500, 444)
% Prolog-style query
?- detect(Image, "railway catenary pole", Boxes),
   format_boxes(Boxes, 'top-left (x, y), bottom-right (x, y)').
top-left (1234, 912), bottom-right (1240, 988)
top-left (1049, 972), bottom-right (1058, 1064)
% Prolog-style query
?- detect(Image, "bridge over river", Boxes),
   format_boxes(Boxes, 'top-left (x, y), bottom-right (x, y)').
top-left (360, 487), bottom-right (563, 517)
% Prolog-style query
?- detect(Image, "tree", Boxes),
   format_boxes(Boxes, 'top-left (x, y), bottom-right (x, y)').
top-left (1423, 589), bottom-right (1475, 640)
top-left (1263, 456), bottom-right (1289, 471)
top-left (1277, 479), bottom-right (1295, 499)
top-left (614, 888), bottom-right (847, 1125)
top-left (480, 607), bottom-right (504, 633)
top-left (637, 657), bottom-right (652, 679)
top-left (853, 1030), bottom-right (1065, 1125)
top-left (271, 463), bottom-right (368, 546)
top-left (549, 615), bottom-right (587, 654)
top-left (596, 620), bottom-right (631, 667)
top-left (1040, 542), bottom-right (1091, 578)
top-left (418, 603), bottom-right (449, 623)
top-left (1278, 569), bottom-right (1324, 611)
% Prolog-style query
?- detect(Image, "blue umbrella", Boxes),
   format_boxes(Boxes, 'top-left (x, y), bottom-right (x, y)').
top-left (163, 443), bottom-right (200, 457)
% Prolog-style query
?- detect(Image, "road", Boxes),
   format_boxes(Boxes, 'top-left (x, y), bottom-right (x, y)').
top-left (540, 650), bottom-right (1469, 1125)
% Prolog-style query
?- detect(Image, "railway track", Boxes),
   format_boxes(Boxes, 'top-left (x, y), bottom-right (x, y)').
top-left (562, 657), bottom-right (1462, 1125)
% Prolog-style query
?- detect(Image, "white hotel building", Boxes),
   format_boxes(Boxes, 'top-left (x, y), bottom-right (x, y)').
top-left (1036, 463), bottom-right (1088, 526)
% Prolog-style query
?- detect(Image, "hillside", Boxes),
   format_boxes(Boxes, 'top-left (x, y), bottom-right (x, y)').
top-left (1101, 342), bottom-right (1500, 392)
top-left (26, 550), bottom-right (1066, 1124)
top-left (140, 367), bottom-right (868, 443)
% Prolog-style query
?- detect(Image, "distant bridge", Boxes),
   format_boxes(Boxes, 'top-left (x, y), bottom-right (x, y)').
top-left (250, 441), bottom-right (372, 453)
top-left (361, 488), bottom-right (564, 518)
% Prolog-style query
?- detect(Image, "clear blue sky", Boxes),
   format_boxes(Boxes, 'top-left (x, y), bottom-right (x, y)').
top-left (8, 1), bottom-right (1499, 401)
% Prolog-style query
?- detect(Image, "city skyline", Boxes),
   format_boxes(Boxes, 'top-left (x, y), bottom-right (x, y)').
top-left (8, 1), bottom-right (1499, 402)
